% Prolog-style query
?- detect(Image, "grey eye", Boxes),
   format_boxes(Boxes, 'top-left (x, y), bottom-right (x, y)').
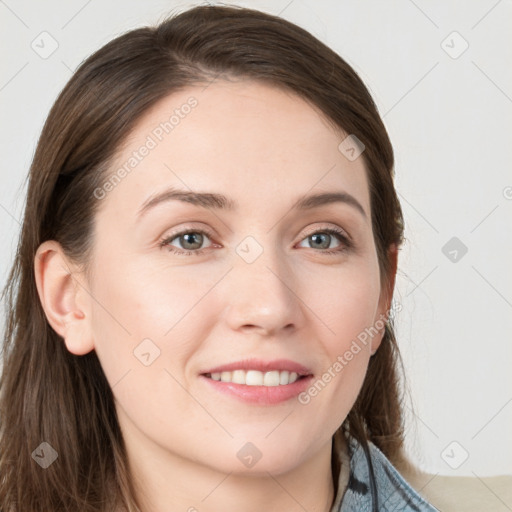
top-left (308, 233), bottom-right (332, 249)
top-left (178, 232), bottom-right (204, 250)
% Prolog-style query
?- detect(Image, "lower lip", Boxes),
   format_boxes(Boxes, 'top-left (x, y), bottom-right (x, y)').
top-left (200, 374), bottom-right (314, 405)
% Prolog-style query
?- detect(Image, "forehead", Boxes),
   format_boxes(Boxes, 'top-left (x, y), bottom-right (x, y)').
top-left (100, 79), bottom-right (371, 220)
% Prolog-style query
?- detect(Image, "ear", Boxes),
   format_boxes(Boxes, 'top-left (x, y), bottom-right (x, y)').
top-left (34, 240), bottom-right (94, 355)
top-left (371, 244), bottom-right (399, 355)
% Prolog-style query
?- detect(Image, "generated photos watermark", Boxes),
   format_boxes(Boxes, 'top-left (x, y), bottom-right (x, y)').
top-left (298, 302), bottom-right (402, 405)
top-left (93, 96), bottom-right (198, 201)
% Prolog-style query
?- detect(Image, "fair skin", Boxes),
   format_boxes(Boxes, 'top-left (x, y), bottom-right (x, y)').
top-left (35, 79), bottom-right (396, 512)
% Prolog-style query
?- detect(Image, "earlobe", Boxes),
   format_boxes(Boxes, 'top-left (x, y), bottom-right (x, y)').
top-left (34, 240), bottom-right (94, 355)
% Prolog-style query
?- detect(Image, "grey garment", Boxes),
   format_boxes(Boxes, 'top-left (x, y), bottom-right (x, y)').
top-left (334, 435), bottom-right (440, 512)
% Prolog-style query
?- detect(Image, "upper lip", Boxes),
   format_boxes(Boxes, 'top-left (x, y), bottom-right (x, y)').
top-left (201, 358), bottom-right (312, 376)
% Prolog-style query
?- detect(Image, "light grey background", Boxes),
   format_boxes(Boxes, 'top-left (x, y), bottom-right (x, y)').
top-left (1, 0), bottom-right (511, 478)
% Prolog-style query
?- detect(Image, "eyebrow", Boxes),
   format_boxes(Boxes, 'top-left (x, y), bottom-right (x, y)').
top-left (137, 187), bottom-right (367, 219)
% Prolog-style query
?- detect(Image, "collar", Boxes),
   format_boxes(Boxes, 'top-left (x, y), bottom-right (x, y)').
top-left (330, 433), bottom-right (440, 512)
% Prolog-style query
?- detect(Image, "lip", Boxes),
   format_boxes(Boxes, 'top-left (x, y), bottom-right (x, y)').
top-left (201, 358), bottom-right (312, 376)
top-left (200, 374), bottom-right (314, 405)
top-left (199, 358), bottom-right (314, 405)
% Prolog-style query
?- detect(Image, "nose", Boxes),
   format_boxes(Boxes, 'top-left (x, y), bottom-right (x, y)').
top-left (223, 242), bottom-right (303, 337)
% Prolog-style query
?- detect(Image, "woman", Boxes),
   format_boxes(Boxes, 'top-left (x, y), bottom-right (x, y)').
top-left (0, 5), bottom-right (439, 511)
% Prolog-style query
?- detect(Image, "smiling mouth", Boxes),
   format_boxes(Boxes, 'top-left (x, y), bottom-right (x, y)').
top-left (203, 369), bottom-right (309, 386)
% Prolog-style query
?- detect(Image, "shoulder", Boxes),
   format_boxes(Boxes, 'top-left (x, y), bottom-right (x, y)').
top-left (338, 436), bottom-right (440, 511)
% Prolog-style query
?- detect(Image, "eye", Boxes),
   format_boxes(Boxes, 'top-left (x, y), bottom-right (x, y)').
top-left (159, 226), bottom-right (352, 257)
top-left (159, 229), bottom-right (214, 256)
top-left (297, 227), bottom-right (351, 255)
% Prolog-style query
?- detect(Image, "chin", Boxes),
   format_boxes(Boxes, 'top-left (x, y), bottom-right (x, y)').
top-left (202, 441), bottom-right (307, 477)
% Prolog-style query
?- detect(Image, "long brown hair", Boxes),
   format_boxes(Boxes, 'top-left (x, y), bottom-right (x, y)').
top-left (0, 5), bottom-right (410, 511)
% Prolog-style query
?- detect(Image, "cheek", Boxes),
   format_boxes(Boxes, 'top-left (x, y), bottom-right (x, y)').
top-left (88, 252), bottom-right (227, 382)
top-left (87, 256), bottom-right (220, 432)
top-left (297, 279), bottom-right (378, 435)
top-left (300, 256), bottom-right (382, 346)
top-left (295, 259), bottom-right (381, 407)
top-left (326, 283), bottom-right (381, 353)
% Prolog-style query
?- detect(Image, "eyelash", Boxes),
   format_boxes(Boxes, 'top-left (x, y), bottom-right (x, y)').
top-left (158, 226), bottom-right (352, 257)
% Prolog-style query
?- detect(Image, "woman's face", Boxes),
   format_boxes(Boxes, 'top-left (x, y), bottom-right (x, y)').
top-left (82, 79), bottom-right (390, 475)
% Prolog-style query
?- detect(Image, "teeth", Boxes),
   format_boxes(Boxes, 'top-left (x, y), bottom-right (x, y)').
top-left (208, 370), bottom-right (301, 386)
top-left (232, 370), bottom-right (245, 384)
top-left (279, 370), bottom-right (289, 385)
top-left (246, 370), bottom-right (263, 386)
top-left (263, 370), bottom-right (280, 386)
